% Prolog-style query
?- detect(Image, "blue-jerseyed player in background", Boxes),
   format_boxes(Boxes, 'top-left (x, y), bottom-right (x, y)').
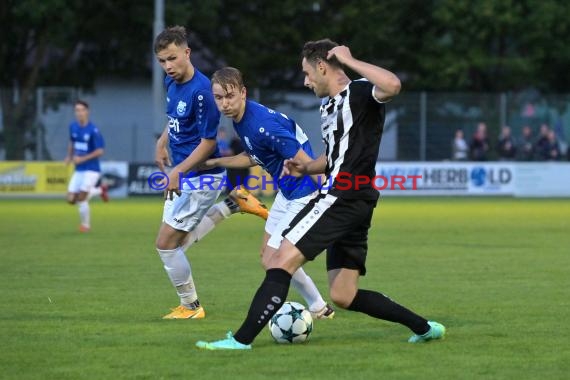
top-left (153, 26), bottom-right (268, 320)
top-left (193, 67), bottom-right (334, 319)
top-left (65, 100), bottom-right (109, 232)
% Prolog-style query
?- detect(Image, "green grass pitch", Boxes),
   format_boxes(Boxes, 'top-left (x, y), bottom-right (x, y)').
top-left (0, 197), bottom-right (569, 379)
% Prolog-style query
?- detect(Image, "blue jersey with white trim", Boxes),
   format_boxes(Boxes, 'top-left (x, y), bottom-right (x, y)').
top-left (233, 100), bottom-right (317, 200)
top-left (165, 70), bottom-right (223, 175)
top-left (69, 121), bottom-right (104, 172)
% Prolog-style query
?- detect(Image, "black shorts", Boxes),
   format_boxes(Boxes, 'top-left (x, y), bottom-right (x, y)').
top-left (283, 194), bottom-right (376, 275)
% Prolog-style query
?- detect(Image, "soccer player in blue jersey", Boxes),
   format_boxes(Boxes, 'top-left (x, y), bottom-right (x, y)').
top-left (193, 67), bottom-right (334, 319)
top-left (65, 100), bottom-right (109, 233)
top-left (153, 26), bottom-right (268, 320)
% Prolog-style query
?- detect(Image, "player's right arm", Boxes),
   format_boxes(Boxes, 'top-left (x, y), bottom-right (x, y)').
top-left (327, 45), bottom-right (401, 102)
top-left (64, 141), bottom-right (73, 165)
top-left (202, 152), bottom-right (256, 169)
top-left (284, 153), bottom-right (326, 176)
top-left (155, 125), bottom-right (171, 172)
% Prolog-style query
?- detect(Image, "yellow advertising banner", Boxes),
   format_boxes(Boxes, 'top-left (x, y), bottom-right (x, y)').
top-left (0, 162), bottom-right (74, 194)
top-left (248, 165), bottom-right (277, 197)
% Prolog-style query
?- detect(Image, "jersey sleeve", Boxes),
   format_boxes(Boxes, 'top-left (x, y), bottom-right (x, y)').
top-left (263, 119), bottom-right (302, 159)
top-left (195, 89), bottom-right (220, 140)
top-left (164, 75), bottom-right (174, 89)
top-left (92, 127), bottom-right (105, 149)
top-left (351, 79), bottom-right (385, 105)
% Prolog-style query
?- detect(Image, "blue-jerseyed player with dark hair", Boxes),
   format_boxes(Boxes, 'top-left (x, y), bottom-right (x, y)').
top-left (153, 26), bottom-right (268, 319)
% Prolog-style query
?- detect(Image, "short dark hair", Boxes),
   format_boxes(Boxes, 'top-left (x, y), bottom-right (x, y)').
top-left (302, 39), bottom-right (341, 69)
top-left (211, 67), bottom-right (245, 93)
top-left (74, 99), bottom-right (89, 109)
top-left (154, 26), bottom-right (188, 53)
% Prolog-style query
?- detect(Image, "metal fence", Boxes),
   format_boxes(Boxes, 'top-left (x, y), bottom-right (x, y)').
top-left (394, 92), bottom-right (570, 161)
top-left (1, 86), bottom-right (569, 162)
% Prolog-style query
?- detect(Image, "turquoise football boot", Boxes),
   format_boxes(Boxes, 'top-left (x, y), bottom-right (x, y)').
top-left (196, 331), bottom-right (252, 350)
top-left (408, 321), bottom-right (446, 343)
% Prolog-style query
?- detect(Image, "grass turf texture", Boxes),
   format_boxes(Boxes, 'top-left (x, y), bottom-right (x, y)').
top-left (0, 197), bottom-right (569, 379)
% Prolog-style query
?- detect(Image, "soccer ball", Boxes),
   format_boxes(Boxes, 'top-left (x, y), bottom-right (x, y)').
top-left (268, 301), bottom-right (313, 344)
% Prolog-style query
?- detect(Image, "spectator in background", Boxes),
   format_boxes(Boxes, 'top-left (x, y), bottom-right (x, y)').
top-left (216, 129), bottom-right (234, 194)
top-left (535, 124), bottom-right (550, 160)
top-left (217, 129), bottom-right (233, 157)
top-left (451, 129), bottom-right (468, 161)
top-left (227, 135), bottom-right (250, 190)
top-left (496, 126), bottom-right (516, 160)
top-left (216, 129), bottom-right (250, 194)
top-left (469, 122), bottom-right (490, 161)
top-left (517, 125), bottom-right (534, 161)
top-left (545, 130), bottom-right (561, 161)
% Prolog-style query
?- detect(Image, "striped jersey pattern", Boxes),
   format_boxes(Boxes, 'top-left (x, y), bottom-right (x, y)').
top-left (319, 79), bottom-right (386, 200)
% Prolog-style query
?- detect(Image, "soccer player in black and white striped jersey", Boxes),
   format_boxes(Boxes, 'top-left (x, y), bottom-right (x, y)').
top-left (196, 39), bottom-right (446, 350)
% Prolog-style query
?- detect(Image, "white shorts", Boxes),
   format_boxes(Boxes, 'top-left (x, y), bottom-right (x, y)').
top-left (68, 170), bottom-right (101, 193)
top-left (162, 172), bottom-right (225, 232)
top-left (266, 191), bottom-right (317, 249)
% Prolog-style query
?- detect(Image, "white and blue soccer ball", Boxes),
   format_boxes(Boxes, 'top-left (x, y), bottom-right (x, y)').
top-left (268, 301), bottom-right (313, 344)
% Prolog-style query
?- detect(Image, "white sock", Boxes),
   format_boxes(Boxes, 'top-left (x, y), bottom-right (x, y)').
top-left (77, 201), bottom-right (90, 227)
top-left (88, 187), bottom-right (101, 200)
top-left (181, 203), bottom-right (231, 251)
top-left (157, 247), bottom-right (198, 307)
top-left (291, 267), bottom-right (326, 313)
top-left (214, 200), bottom-right (233, 219)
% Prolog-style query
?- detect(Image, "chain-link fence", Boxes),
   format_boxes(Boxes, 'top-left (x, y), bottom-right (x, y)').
top-left (259, 90), bottom-right (570, 161)
top-left (1, 86), bottom-right (569, 162)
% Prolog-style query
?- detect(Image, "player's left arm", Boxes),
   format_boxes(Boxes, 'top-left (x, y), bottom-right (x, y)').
top-left (203, 152), bottom-right (257, 169)
top-left (173, 138), bottom-right (217, 174)
top-left (176, 88), bottom-right (222, 174)
top-left (73, 148), bottom-right (104, 165)
top-left (164, 138), bottom-right (217, 199)
top-left (164, 89), bottom-right (220, 199)
top-left (327, 45), bottom-right (401, 102)
top-left (64, 141), bottom-right (74, 165)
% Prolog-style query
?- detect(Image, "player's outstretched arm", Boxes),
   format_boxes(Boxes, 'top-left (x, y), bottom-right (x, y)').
top-left (163, 138), bottom-right (216, 200)
top-left (283, 152), bottom-right (326, 177)
top-left (204, 152), bottom-right (256, 170)
top-left (302, 153), bottom-right (326, 175)
top-left (328, 45), bottom-right (401, 102)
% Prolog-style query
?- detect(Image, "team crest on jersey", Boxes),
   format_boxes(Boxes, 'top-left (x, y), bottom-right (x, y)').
top-left (244, 136), bottom-right (253, 150)
top-left (84, 134), bottom-right (90, 141)
top-left (176, 100), bottom-right (187, 115)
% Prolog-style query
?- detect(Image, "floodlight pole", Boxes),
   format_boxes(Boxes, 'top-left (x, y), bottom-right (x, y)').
top-left (36, 87), bottom-right (43, 160)
top-left (152, 0), bottom-right (165, 138)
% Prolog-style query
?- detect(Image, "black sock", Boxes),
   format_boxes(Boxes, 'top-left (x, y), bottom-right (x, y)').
top-left (348, 289), bottom-right (430, 335)
top-left (233, 268), bottom-right (292, 344)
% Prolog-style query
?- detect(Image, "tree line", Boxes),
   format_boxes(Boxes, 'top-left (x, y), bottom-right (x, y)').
top-left (1, 0), bottom-right (569, 159)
